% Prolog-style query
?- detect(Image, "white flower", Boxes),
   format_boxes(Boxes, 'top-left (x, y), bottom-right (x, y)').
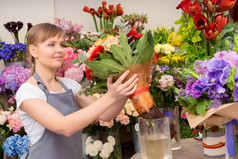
top-left (107, 136), bottom-right (115, 146)
top-left (85, 143), bottom-right (98, 156)
top-left (85, 136), bottom-right (92, 145)
top-left (154, 44), bottom-right (162, 53)
top-left (99, 148), bottom-right (110, 159)
top-left (103, 142), bottom-right (114, 153)
top-left (93, 140), bottom-right (103, 151)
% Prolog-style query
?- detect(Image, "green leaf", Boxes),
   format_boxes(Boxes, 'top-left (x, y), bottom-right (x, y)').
top-left (227, 66), bottom-right (236, 91)
top-left (192, 30), bottom-right (202, 43)
top-left (186, 96), bottom-right (197, 105)
top-left (110, 44), bottom-right (130, 67)
top-left (85, 60), bottom-right (109, 79)
top-left (78, 53), bottom-right (87, 62)
top-left (196, 100), bottom-right (207, 115)
top-left (71, 58), bottom-right (79, 64)
top-left (119, 31), bottom-right (132, 66)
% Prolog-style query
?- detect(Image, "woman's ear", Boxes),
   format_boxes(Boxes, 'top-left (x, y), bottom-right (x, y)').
top-left (29, 45), bottom-right (38, 58)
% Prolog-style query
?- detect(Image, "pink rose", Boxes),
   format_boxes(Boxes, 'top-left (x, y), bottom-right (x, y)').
top-left (158, 75), bottom-right (174, 91)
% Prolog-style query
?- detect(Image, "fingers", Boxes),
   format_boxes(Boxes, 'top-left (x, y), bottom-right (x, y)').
top-left (126, 84), bottom-right (138, 96)
top-left (124, 77), bottom-right (138, 92)
top-left (115, 70), bottom-right (130, 84)
top-left (123, 74), bottom-right (138, 88)
top-left (107, 76), bottom-right (113, 86)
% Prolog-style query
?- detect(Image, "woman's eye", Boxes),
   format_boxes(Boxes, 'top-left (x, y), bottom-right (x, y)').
top-left (48, 43), bottom-right (54, 47)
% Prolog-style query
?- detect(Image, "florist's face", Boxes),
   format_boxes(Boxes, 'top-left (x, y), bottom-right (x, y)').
top-left (32, 35), bottom-right (66, 70)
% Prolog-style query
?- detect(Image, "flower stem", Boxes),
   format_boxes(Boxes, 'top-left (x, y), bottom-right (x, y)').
top-left (100, 18), bottom-right (103, 30)
top-left (92, 15), bottom-right (99, 32)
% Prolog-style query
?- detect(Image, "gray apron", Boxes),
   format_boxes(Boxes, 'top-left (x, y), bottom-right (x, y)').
top-left (27, 72), bottom-right (83, 159)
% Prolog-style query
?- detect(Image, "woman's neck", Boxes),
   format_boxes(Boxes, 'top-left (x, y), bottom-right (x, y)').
top-left (35, 65), bottom-right (57, 84)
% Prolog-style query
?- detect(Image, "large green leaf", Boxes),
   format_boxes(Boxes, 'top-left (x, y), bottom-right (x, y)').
top-left (98, 59), bottom-right (126, 73)
top-left (84, 60), bottom-right (109, 79)
top-left (110, 44), bottom-right (129, 67)
top-left (133, 31), bottom-right (154, 64)
top-left (119, 31), bottom-right (133, 66)
top-left (196, 100), bottom-right (208, 115)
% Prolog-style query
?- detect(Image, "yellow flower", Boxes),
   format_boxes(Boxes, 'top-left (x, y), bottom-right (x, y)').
top-left (94, 34), bottom-right (113, 46)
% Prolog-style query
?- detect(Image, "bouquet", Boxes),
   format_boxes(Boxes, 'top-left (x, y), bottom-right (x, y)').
top-left (2, 134), bottom-right (29, 158)
top-left (176, 50), bottom-right (238, 128)
top-left (79, 30), bottom-right (164, 119)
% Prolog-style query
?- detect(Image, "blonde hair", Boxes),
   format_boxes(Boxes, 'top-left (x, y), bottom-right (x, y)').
top-left (26, 23), bottom-right (65, 76)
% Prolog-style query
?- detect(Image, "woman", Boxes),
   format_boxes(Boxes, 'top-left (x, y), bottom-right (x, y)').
top-left (16, 23), bottom-right (138, 159)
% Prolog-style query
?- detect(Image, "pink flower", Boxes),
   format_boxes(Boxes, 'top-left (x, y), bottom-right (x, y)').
top-left (64, 64), bottom-right (85, 82)
top-left (132, 111), bottom-right (139, 117)
top-left (157, 75), bottom-right (174, 91)
top-left (0, 114), bottom-right (7, 125)
top-left (8, 95), bottom-right (16, 104)
top-left (7, 111), bottom-right (23, 133)
top-left (99, 120), bottom-right (114, 128)
top-left (181, 107), bottom-right (187, 119)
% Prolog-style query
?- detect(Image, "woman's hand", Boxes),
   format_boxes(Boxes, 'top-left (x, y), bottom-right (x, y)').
top-left (106, 70), bottom-right (138, 100)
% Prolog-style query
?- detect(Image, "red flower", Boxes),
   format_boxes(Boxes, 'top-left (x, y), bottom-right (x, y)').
top-left (127, 26), bottom-right (143, 43)
top-left (203, 23), bottom-right (219, 41)
top-left (90, 8), bottom-right (96, 15)
top-left (211, 0), bottom-right (222, 4)
top-left (98, 7), bottom-right (103, 14)
top-left (187, 0), bottom-right (203, 17)
top-left (215, 13), bottom-right (229, 32)
top-left (85, 58), bottom-right (93, 80)
top-left (194, 13), bottom-right (207, 30)
top-left (116, 4), bottom-right (124, 16)
top-left (105, 5), bottom-right (114, 15)
top-left (153, 53), bottom-right (161, 62)
top-left (102, 1), bottom-right (107, 10)
top-left (216, 0), bottom-right (236, 12)
top-left (206, 1), bottom-right (214, 12)
top-left (91, 45), bottom-right (104, 58)
top-left (83, 6), bottom-right (90, 13)
top-left (176, 0), bottom-right (191, 14)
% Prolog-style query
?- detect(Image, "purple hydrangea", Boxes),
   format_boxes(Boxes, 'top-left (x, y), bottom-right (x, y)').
top-left (0, 65), bottom-right (30, 93)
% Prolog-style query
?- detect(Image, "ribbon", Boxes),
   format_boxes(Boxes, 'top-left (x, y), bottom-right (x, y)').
top-left (223, 119), bottom-right (238, 158)
top-left (129, 87), bottom-right (149, 99)
top-left (202, 142), bottom-right (225, 149)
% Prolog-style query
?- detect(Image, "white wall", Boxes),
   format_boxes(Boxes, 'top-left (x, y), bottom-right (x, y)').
top-left (0, 0), bottom-right (182, 71)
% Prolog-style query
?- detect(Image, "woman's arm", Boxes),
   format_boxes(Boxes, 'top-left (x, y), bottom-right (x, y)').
top-left (20, 70), bottom-right (138, 137)
top-left (76, 72), bottom-right (138, 121)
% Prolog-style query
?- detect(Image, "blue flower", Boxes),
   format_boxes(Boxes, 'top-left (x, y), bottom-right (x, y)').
top-left (161, 65), bottom-right (170, 72)
top-left (3, 135), bottom-right (29, 157)
top-left (0, 49), bottom-right (13, 60)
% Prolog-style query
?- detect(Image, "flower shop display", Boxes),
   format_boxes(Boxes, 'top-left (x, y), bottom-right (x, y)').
top-left (176, 0), bottom-right (236, 62)
top-left (2, 134), bottom-right (29, 158)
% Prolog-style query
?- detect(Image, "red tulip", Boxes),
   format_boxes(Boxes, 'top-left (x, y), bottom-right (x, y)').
top-left (90, 8), bottom-right (96, 15)
top-left (211, 0), bottom-right (222, 4)
top-left (215, 13), bottom-right (229, 32)
top-left (176, 0), bottom-right (191, 14)
top-left (91, 45), bottom-right (104, 58)
top-left (216, 0), bottom-right (236, 12)
top-left (83, 6), bottom-right (90, 13)
top-left (194, 13), bottom-right (208, 30)
top-left (116, 4), bottom-right (124, 16)
top-left (98, 7), bottom-right (103, 14)
top-left (203, 23), bottom-right (219, 41)
top-left (187, 0), bottom-right (203, 17)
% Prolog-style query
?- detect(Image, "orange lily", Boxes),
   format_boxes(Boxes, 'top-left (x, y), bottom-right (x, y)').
top-left (216, 0), bottom-right (236, 12)
top-left (215, 13), bottom-right (229, 32)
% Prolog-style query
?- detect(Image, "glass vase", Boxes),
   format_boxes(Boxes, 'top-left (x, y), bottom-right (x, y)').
top-left (99, 122), bottom-right (122, 159)
top-left (162, 107), bottom-right (181, 150)
top-left (138, 117), bottom-right (172, 159)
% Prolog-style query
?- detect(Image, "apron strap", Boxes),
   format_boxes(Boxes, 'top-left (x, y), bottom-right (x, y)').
top-left (33, 72), bottom-right (70, 93)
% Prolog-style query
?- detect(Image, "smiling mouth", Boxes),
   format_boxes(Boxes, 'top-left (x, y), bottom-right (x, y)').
top-left (53, 57), bottom-right (63, 60)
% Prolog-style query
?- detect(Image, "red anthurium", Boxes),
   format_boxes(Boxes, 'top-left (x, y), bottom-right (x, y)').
top-left (176, 0), bottom-right (191, 14)
top-left (91, 45), bottom-right (104, 58)
top-left (194, 13), bottom-right (208, 30)
top-left (215, 13), bottom-right (229, 32)
top-left (187, 0), bottom-right (203, 17)
top-left (216, 0), bottom-right (236, 12)
top-left (203, 23), bottom-right (219, 41)
top-left (83, 6), bottom-right (90, 13)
